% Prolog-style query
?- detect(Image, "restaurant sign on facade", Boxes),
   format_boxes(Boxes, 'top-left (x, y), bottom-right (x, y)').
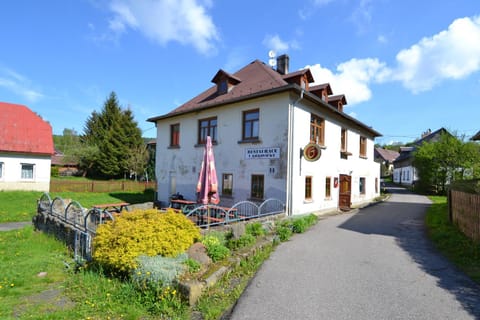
top-left (245, 147), bottom-right (280, 159)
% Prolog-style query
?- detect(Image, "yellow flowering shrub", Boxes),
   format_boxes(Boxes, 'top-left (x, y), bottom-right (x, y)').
top-left (92, 209), bottom-right (201, 273)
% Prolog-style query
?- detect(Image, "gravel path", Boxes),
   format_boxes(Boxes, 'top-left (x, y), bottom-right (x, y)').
top-left (229, 187), bottom-right (480, 319)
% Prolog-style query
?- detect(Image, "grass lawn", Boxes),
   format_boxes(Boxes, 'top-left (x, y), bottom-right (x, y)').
top-left (0, 190), bottom-right (155, 223)
top-left (425, 196), bottom-right (480, 283)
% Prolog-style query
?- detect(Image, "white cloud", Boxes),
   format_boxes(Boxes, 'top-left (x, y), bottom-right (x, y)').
top-left (263, 34), bottom-right (290, 53)
top-left (306, 58), bottom-right (389, 105)
top-left (304, 15), bottom-right (480, 104)
top-left (392, 16), bottom-right (480, 93)
top-left (106, 0), bottom-right (219, 55)
top-left (0, 68), bottom-right (44, 103)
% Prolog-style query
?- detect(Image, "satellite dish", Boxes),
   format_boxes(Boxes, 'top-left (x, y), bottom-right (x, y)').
top-left (268, 50), bottom-right (276, 58)
top-left (269, 58), bottom-right (276, 67)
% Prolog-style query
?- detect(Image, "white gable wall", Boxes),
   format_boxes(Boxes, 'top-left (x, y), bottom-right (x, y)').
top-left (0, 153), bottom-right (51, 191)
top-left (288, 97), bottom-right (379, 215)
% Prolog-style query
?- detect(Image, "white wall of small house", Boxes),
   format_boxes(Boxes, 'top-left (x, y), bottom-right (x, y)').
top-left (0, 153), bottom-right (51, 191)
top-left (154, 91), bottom-right (380, 215)
top-left (393, 166), bottom-right (417, 185)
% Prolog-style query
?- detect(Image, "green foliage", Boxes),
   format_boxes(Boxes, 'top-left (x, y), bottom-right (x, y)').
top-left (81, 92), bottom-right (144, 178)
top-left (246, 222), bottom-right (265, 237)
top-left (276, 225), bottom-right (293, 242)
top-left (50, 166), bottom-right (60, 177)
top-left (201, 234), bottom-right (230, 262)
top-left (131, 254), bottom-right (187, 290)
top-left (195, 243), bottom-right (274, 319)
top-left (276, 214), bottom-right (318, 241)
top-left (93, 210), bottom-right (201, 274)
top-left (414, 132), bottom-right (480, 194)
top-left (425, 196), bottom-right (480, 282)
top-left (227, 233), bottom-right (256, 250)
top-left (184, 258), bottom-right (201, 273)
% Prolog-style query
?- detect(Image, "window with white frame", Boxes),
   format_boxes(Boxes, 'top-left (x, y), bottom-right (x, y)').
top-left (21, 163), bottom-right (34, 180)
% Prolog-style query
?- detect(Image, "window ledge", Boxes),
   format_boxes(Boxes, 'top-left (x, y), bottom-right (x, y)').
top-left (195, 141), bottom-right (218, 148)
top-left (359, 155), bottom-right (368, 159)
top-left (168, 145), bottom-right (180, 149)
top-left (303, 199), bottom-right (314, 204)
top-left (238, 139), bottom-right (262, 144)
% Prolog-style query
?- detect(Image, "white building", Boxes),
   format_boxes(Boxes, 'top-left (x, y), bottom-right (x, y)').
top-left (148, 56), bottom-right (381, 216)
top-left (0, 102), bottom-right (54, 191)
top-left (393, 128), bottom-right (448, 186)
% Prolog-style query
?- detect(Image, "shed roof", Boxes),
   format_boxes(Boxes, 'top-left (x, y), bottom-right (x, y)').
top-left (0, 102), bottom-right (54, 155)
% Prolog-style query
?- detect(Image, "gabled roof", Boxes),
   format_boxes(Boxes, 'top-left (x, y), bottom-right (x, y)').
top-left (374, 147), bottom-right (399, 162)
top-left (310, 83), bottom-right (333, 96)
top-left (471, 130), bottom-right (480, 141)
top-left (147, 59), bottom-right (381, 137)
top-left (0, 102), bottom-right (54, 155)
top-left (393, 128), bottom-right (450, 164)
top-left (328, 94), bottom-right (348, 105)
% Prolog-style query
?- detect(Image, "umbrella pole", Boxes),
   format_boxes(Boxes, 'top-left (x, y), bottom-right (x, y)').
top-left (207, 205), bottom-right (210, 229)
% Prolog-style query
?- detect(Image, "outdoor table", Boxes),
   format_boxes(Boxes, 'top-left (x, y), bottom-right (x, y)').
top-left (169, 199), bottom-right (197, 214)
top-left (93, 202), bottom-right (130, 217)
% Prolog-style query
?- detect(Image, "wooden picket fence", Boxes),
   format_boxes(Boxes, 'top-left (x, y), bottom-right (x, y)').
top-left (449, 184), bottom-right (480, 242)
top-left (50, 180), bottom-right (156, 193)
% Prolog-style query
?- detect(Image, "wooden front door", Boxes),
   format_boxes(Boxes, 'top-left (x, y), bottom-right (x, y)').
top-left (338, 174), bottom-right (351, 210)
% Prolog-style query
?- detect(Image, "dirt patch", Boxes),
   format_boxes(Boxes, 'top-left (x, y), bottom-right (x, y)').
top-left (13, 288), bottom-right (75, 317)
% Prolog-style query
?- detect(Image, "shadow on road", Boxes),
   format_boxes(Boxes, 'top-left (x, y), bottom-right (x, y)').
top-left (338, 185), bottom-right (480, 318)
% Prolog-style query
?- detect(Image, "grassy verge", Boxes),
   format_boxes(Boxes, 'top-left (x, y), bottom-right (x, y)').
top-left (425, 196), bottom-right (480, 283)
top-left (0, 190), bottom-right (154, 223)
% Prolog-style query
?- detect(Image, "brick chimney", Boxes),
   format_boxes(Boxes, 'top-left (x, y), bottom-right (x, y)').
top-left (276, 54), bottom-right (289, 75)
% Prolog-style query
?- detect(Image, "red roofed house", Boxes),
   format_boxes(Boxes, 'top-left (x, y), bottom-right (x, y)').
top-left (0, 102), bottom-right (54, 191)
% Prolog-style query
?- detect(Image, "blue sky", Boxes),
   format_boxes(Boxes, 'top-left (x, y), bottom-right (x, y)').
top-left (1, 0), bottom-right (479, 144)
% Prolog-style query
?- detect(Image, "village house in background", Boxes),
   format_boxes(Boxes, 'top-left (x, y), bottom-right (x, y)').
top-left (51, 149), bottom-right (80, 176)
top-left (148, 55), bottom-right (381, 215)
top-left (0, 102), bottom-right (54, 191)
top-left (471, 130), bottom-right (480, 141)
top-left (393, 128), bottom-right (449, 186)
top-left (374, 147), bottom-right (399, 178)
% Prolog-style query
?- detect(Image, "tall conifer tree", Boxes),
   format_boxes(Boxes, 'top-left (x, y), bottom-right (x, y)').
top-left (81, 92), bottom-right (144, 178)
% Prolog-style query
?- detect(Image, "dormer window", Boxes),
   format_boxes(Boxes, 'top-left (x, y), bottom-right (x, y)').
top-left (309, 83), bottom-right (332, 103)
top-left (211, 69), bottom-right (241, 96)
top-left (218, 79), bottom-right (228, 95)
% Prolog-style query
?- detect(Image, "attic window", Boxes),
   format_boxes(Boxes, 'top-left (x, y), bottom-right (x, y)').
top-left (218, 80), bottom-right (228, 95)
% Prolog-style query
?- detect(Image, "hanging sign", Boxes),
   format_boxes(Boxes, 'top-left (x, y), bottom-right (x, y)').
top-left (303, 143), bottom-right (322, 162)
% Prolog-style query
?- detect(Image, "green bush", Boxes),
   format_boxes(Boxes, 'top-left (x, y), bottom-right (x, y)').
top-left (246, 222), bottom-right (265, 237)
top-left (292, 218), bottom-right (308, 233)
top-left (227, 233), bottom-right (256, 250)
top-left (184, 258), bottom-right (201, 273)
top-left (201, 234), bottom-right (230, 262)
top-left (276, 225), bottom-right (292, 242)
top-left (93, 209), bottom-right (201, 274)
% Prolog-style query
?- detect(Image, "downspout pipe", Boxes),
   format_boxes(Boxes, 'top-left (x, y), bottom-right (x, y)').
top-left (286, 89), bottom-right (304, 216)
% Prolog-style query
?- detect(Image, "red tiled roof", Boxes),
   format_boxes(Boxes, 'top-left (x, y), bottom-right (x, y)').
top-left (0, 102), bottom-right (54, 155)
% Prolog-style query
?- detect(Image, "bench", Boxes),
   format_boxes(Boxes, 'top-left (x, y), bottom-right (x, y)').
top-left (93, 202), bottom-right (130, 219)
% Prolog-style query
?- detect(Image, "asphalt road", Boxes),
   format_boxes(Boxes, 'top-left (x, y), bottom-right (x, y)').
top-left (229, 186), bottom-right (480, 319)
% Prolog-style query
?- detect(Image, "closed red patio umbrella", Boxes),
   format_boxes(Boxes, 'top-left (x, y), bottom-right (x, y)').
top-left (196, 136), bottom-right (220, 206)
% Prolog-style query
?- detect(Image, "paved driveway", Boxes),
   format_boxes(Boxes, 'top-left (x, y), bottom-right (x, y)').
top-left (229, 187), bottom-right (480, 319)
